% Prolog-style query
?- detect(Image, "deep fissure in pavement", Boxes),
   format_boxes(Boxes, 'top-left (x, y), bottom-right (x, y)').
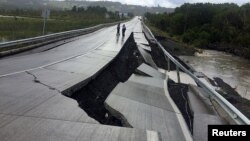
top-left (142, 26), bottom-right (194, 133)
top-left (168, 79), bottom-right (194, 134)
top-left (66, 33), bottom-right (143, 126)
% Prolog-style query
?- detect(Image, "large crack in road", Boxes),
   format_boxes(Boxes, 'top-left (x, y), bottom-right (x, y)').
top-left (65, 33), bottom-right (143, 126)
top-left (25, 71), bottom-right (61, 93)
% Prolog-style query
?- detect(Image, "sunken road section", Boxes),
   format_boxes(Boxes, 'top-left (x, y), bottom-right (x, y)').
top-left (67, 33), bottom-right (144, 126)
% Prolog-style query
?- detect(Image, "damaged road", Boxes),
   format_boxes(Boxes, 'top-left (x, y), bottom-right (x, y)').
top-left (0, 18), bottom-right (166, 141)
top-left (69, 33), bottom-right (144, 126)
top-left (25, 71), bottom-right (61, 93)
top-left (1, 17), bottom-right (224, 141)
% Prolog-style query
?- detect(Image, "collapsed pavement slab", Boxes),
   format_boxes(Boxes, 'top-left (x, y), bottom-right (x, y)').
top-left (136, 63), bottom-right (165, 79)
top-left (105, 74), bottom-right (193, 141)
top-left (0, 116), bottom-right (161, 141)
top-left (188, 85), bottom-right (226, 141)
top-left (137, 47), bottom-right (157, 69)
top-left (0, 72), bottom-right (98, 124)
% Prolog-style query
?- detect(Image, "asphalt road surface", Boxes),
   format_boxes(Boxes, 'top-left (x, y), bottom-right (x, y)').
top-left (0, 18), bottom-right (165, 141)
top-left (0, 18), bottom-right (139, 77)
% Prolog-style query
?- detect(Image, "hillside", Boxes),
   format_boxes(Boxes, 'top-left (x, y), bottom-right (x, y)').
top-left (0, 0), bottom-right (174, 15)
top-left (0, 0), bottom-right (44, 9)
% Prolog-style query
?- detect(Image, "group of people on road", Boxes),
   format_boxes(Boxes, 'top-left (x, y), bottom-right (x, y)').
top-left (117, 23), bottom-right (126, 36)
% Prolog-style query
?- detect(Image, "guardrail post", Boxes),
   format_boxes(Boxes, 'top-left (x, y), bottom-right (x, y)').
top-left (168, 57), bottom-right (170, 72)
top-left (164, 54), bottom-right (171, 72)
top-left (176, 66), bottom-right (180, 83)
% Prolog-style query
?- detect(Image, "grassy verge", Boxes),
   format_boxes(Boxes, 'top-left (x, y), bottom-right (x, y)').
top-left (145, 22), bottom-right (197, 56)
top-left (0, 16), bottom-right (119, 41)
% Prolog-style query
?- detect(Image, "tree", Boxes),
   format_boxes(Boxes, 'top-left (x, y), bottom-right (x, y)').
top-left (145, 3), bottom-right (250, 51)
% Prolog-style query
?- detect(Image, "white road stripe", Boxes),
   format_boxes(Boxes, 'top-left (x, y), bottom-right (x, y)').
top-left (0, 41), bottom-right (107, 78)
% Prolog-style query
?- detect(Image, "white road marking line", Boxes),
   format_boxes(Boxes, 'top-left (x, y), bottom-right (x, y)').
top-left (0, 41), bottom-right (107, 78)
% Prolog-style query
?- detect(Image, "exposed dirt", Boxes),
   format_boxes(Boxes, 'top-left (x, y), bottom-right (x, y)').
top-left (168, 79), bottom-right (194, 134)
top-left (143, 27), bottom-right (195, 73)
top-left (213, 77), bottom-right (250, 119)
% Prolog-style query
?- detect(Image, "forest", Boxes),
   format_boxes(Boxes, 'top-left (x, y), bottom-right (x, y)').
top-left (145, 3), bottom-right (250, 59)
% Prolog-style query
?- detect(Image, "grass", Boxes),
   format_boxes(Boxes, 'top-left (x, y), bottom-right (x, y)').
top-left (145, 22), bottom-right (197, 56)
top-left (0, 15), bottom-right (118, 41)
top-left (146, 23), bottom-right (170, 38)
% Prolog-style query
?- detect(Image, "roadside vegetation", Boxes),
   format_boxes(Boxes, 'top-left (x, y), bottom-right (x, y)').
top-left (146, 22), bottom-right (197, 56)
top-left (0, 6), bottom-right (125, 41)
top-left (145, 3), bottom-right (250, 59)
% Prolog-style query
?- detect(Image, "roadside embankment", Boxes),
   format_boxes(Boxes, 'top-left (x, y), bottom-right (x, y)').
top-left (211, 77), bottom-right (250, 119)
top-left (207, 43), bottom-right (250, 60)
top-left (145, 24), bottom-right (197, 56)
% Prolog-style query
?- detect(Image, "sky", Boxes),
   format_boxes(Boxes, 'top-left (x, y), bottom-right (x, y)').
top-left (67, 0), bottom-right (249, 8)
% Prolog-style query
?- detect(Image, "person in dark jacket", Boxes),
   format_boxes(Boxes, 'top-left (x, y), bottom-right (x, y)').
top-left (122, 24), bottom-right (126, 36)
top-left (117, 23), bottom-right (120, 35)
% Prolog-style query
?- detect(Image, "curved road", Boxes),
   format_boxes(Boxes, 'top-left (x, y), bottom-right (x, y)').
top-left (0, 17), bottom-right (195, 141)
top-left (0, 18), bottom-right (139, 77)
top-left (0, 18), bottom-right (160, 141)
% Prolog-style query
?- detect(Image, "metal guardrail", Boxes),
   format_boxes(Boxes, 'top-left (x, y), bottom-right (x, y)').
top-left (0, 22), bottom-right (120, 49)
top-left (142, 22), bottom-right (250, 125)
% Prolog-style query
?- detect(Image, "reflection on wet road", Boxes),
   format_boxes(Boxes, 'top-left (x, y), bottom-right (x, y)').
top-left (180, 50), bottom-right (250, 99)
top-left (115, 33), bottom-right (125, 45)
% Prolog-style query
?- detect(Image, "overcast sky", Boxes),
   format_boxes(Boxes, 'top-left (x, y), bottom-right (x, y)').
top-left (74, 0), bottom-right (249, 8)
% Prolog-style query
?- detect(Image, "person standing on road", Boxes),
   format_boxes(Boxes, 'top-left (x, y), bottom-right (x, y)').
top-left (122, 24), bottom-right (126, 36)
top-left (117, 23), bottom-right (120, 35)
